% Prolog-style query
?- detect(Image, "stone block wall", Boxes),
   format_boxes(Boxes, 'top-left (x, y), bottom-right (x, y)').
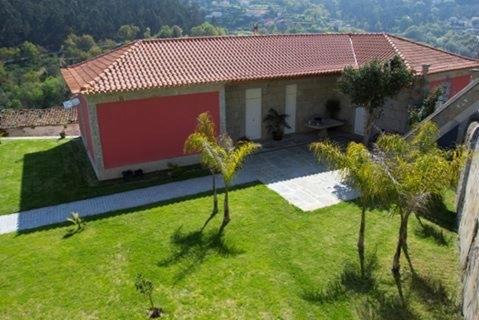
top-left (224, 75), bottom-right (353, 140)
top-left (457, 121), bottom-right (479, 320)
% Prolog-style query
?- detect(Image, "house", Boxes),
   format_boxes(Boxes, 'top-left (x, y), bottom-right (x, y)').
top-left (61, 33), bottom-right (479, 180)
top-left (0, 107), bottom-right (79, 137)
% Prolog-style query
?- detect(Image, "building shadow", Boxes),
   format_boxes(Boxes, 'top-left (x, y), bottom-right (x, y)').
top-left (19, 138), bottom-right (94, 212)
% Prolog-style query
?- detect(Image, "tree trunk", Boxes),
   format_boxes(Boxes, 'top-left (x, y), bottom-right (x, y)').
top-left (220, 184), bottom-right (230, 231)
top-left (363, 116), bottom-right (373, 146)
top-left (200, 172), bottom-right (219, 231)
top-left (401, 211), bottom-right (415, 273)
top-left (212, 173), bottom-right (218, 214)
top-left (148, 293), bottom-right (155, 309)
top-left (358, 206), bottom-right (366, 277)
top-left (392, 212), bottom-right (407, 302)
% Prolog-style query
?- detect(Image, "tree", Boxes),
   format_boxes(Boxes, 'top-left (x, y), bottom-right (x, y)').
top-left (118, 24), bottom-right (140, 42)
top-left (374, 122), bottom-right (467, 300)
top-left (135, 274), bottom-right (162, 318)
top-left (171, 25), bottom-right (183, 38)
top-left (186, 129), bottom-right (260, 231)
top-left (310, 140), bottom-right (391, 277)
top-left (184, 112), bottom-right (220, 229)
top-left (338, 55), bottom-right (414, 145)
top-left (190, 22), bottom-right (227, 37)
top-left (143, 27), bottom-right (152, 39)
top-left (213, 135), bottom-right (260, 230)
top-left (158, 25), bottom-right (173, 38)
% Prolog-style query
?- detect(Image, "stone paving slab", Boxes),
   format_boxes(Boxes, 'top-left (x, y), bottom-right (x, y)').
top-left (0, 146), bottom-right (357, 234)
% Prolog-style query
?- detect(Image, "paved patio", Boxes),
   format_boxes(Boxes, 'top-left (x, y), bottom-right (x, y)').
top-left (0, 145), bottom-right (357, 234)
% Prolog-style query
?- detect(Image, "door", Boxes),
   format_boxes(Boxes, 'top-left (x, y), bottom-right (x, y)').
top-left (245, 88), bottom-right (262, 139)
top-left (354, 107), bottom-right (367, 136)
top-left (284, 84), bottom-right (297, 134)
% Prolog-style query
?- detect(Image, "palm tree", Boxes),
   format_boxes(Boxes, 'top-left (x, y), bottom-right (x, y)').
top-left (310, 141), bottom-right (390, 277)
top-left (374, 122), bottom-right (467, 301)
top-left (184, 112), bottom-right (220, 227)
top-left (214, 135), bottom-right (261, 230)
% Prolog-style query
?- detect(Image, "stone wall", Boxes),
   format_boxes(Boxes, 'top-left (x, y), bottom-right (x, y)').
top-left (457, 121), bottom-right (479, 320)
top-left (224, 75), bottom-right (353, 140)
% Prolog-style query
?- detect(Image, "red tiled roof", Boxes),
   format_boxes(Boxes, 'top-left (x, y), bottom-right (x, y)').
top-left (61, 33), bottom-right (479, 95)
top-left (0, 107), bottom-right (78, 129)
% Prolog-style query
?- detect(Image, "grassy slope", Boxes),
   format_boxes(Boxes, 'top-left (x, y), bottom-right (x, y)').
top-left (0, 139), bottom-right (208, 215)
top-left (0, 185), bottom-right (460, 319)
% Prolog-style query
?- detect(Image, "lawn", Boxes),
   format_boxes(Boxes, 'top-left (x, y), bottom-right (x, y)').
top-left (0, 138), bottom-right (208, 215)
top-left (0, 184), bottom-right (461, 319)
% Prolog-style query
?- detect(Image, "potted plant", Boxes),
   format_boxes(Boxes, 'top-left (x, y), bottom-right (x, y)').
top-left (325, 99), bottom-right (341, 119)
top-left (263, 108), bottom-right (291, 140)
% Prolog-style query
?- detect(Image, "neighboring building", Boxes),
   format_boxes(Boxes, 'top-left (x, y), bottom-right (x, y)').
top-left (61, 33), bottom-right (479, 180)
top-left (0, 107), bottom-right (79, 137)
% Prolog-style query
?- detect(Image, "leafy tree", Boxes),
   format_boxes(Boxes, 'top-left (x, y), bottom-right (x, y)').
top-left (191, 22), bottom-right (227, 37)
top-left (20, 41), bottom-right (41, 65)
top-left (184, 112), bottom-right (220, 229)
top-left (171, 25), bottom-right (183, 38)
top-left (408, 88), bottom-right (442, 125)
top-left (310, 141), bottom-right (391, 277)
top-left (338, 55), bottom-right (414, 145)
top-left (135, 274), bottom-right (162, 318)
top-left (158, 25), bottom-right (173, 39)
top-left (118, 24), bottom-right (140, 42)
top-left (374, 122), bottom-right (467, 300)
top-left (63, 34), bottom-right (101, 62)
top-left (143, 27), bottom-right (152, 39)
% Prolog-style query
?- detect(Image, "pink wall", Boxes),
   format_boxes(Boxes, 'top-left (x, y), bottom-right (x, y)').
top-left (429, 74), bottom-right (472, 100)
top-left (77, 95), bottom-right (94, 161)
top-left (97, 92), bottom-right (220, 169)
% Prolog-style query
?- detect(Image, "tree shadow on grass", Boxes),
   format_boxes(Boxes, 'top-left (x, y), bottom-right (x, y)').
top-left (301, 253), bottom-right (379, 304)
top-left (419, 195), bottom-right (457, 232)
top-left (414, 223), bottom-right (449, 246)
top-left (301, 253), bottom-right (419, 320)
top-left (157, 226), bottom-right (244, 283)
top-left (409, 273), bottom-right (461, 320)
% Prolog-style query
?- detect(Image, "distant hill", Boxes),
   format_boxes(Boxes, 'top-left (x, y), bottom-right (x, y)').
top-left (193, 0), bottom-right (479, 58)
top-left (0, 0), bottom-right (204, 48)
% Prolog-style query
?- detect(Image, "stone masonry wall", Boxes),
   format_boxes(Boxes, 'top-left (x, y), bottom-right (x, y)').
top-left (224, 75), bottom-right (353, 140)
top-left (457, 121), bottom-right (479, 320)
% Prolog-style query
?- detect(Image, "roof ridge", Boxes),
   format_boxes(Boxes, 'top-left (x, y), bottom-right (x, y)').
top-left (348, 35), bottom-right (359, 68)
top-left (83, 41), bottom-right (142, 93)
top-left (139, 32), bottom-right (387, 43)
top-left (388, 33), bottom-right (479, 62)
top-left (383, 33), bottom-right (412, 70)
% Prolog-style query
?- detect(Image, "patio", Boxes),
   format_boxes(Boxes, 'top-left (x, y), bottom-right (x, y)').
top-left (241, 131), bottom-right (360, 211)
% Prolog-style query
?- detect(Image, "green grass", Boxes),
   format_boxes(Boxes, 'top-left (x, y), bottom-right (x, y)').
top-left (0, 185), bottom-right (461, 319)
top-left (0, 138), bottom-right (209, 215)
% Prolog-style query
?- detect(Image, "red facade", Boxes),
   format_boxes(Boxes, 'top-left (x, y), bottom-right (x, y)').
top-left (429, 74), bottom-right (472, 99)
top-left (96, 92), bottom-right (220, 169)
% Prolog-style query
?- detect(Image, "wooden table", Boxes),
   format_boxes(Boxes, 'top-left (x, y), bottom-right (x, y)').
top-left (306, 118), bottom-right (345, 137)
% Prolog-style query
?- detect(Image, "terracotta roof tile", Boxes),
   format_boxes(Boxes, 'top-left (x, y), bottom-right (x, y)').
top-left (61, 33), bottom-right (479, 95)
top-left (0, 107), bottom-right (78, 129)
